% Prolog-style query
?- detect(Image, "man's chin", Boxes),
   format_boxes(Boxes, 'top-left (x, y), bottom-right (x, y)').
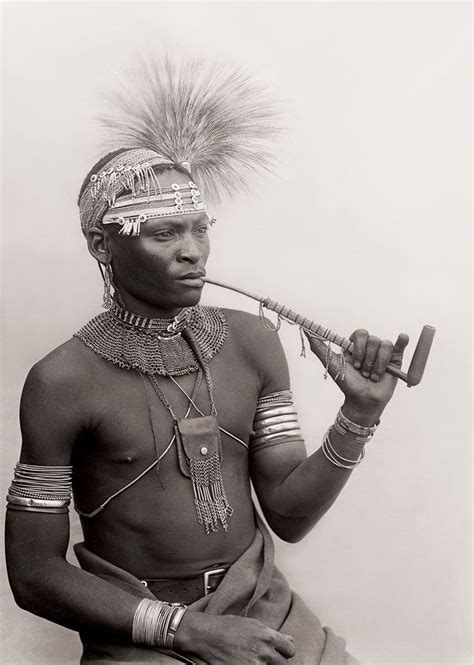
top-left (137, 283), bottom-right (204, 314)
top-left (172, 287), bottom-right (203, 308)
top-left (182, 291), bottom-right (203, 308)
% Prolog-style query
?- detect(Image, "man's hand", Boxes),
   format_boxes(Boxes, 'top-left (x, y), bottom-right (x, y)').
top-left (175, 611), bottom-right (295, 664)
top-left (307, 329), bottom-right (409, 424)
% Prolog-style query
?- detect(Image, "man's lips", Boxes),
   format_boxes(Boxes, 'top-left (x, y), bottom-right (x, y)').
top-left (177, 271), bottom-right (206, 279)
top-left (176, 271), bottom-right (206, 287)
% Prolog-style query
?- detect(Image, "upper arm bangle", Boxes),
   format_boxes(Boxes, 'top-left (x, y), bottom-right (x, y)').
top-left (6, 463), bottom-right (73, 513)
top-left (250, 391), bottom-right (303, 451)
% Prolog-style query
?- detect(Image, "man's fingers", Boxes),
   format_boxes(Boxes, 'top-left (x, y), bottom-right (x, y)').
top-left (351, 331), bottom-right (410, 377)
top-left (305, 332), bottom-right (326, 361)
top-left (387, 332), bottom-right (410, 369)
top-left (272, 630), bottom-right (296, 659)
top-left (371, 340), bottom-right (393, 381)
top-left (359, 335), bottom-right (380, 377)
top-left (349, 329), bottom-right (368, 369)
top-left (306, 334), bottom-right (345, 382)
top-left (268, 653), bottom-right (291, 665)
top-left (393, 333), bottom-right (409, 356)
top-left (307, 329), bottom-right (410, 380)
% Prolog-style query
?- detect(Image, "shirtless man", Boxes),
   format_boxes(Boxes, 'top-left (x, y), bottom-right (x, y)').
top-left (5, 63), bottom-right (408, 665)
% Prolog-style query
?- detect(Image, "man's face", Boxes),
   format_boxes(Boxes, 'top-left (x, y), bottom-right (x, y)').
top-left (104, 169), bottom-right (211, 317)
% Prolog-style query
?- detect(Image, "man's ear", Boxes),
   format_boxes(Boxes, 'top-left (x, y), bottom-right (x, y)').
top-left (87, 227), bottom-right (111, 265)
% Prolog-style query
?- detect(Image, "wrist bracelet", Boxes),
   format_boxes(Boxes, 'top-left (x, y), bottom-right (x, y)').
top-left (321, 429), bottom-right (365, 470)
top-left (336, 408), bottom-right (379, 443)
top-left (166, 604), bottom-right (188, 649)
top-left (132, 598), bottom-right (188, 649)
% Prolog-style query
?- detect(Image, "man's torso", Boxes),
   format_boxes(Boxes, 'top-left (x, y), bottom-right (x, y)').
top-left (68, 309), bottom-right (265, 579)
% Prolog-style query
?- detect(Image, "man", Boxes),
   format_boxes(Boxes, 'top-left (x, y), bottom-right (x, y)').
top-left (5, 59), bottom-right (408, 664)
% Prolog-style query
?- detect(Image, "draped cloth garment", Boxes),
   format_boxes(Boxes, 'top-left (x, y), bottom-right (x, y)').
top-left (74, 518), bottom-right (360, 665)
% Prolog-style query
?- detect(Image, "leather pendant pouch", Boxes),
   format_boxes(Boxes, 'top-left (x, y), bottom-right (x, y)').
top-left (175, 415), bottom-right (221, 478)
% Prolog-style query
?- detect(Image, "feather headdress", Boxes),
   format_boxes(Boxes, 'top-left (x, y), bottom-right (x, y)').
top-left (78, 55), bottom-right (281, 235)
top-left (99, 55), bottom-right (281, 201)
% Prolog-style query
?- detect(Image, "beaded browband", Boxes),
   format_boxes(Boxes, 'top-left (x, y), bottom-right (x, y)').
top-left (79, 149), bottom-right (215, 236)
top-left (102, 180), bottom-right (210, 237)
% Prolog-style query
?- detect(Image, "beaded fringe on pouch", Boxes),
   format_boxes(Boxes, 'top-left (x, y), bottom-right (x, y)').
top-left (189, 450), bottom-right (233, 533)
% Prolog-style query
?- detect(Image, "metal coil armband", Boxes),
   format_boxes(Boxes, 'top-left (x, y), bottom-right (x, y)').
top-left (250, 390), bottom-right (303, 453)
top-left (6, 463), bottom-right (73, 514)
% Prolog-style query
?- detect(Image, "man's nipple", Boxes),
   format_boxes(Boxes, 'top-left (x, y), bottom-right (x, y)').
top-left (119, 453), bottom-right (135, 464)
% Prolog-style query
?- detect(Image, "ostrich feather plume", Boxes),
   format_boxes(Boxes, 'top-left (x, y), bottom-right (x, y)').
top-left (99, 55), bottom-right (282, 201)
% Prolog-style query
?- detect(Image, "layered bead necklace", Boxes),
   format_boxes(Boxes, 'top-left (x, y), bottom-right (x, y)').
top-left (74, 301), bottom-right (227, 376)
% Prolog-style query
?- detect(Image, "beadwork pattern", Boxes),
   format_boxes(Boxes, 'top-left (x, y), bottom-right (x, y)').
top-left (79, 149), bottom-right (172, 235)
top-left (74, 305), bottom-right (227, 376)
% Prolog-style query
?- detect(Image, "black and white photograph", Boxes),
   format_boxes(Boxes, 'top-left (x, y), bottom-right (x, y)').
top-left (1, 1), bottom-right (471, 664)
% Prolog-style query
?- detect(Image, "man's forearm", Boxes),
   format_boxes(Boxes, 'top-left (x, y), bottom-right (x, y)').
top-left (7, 531), bottom-right (295, 664)
top-left (263, 400), bottom-right (382, 542)
top-left (8, 553), bottom-right (140, 637)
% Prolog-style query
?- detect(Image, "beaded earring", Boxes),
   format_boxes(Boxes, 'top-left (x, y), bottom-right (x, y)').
top-left (102, 264), bottom-right (113, 309)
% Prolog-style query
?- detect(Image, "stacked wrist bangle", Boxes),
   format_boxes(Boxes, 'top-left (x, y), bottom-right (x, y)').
top-left (334, 408), bottom-right (379, 444)
top-left (132, 598), bottom-right (187, 650)
top-left (322, 429), bottom-right (365, 469)
top-left (321, 410), bottom-right (380, 470)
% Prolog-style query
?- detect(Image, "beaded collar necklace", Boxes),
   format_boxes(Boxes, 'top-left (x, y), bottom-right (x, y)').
top-left (109, 301), bottom-right (191, 338)
top-left (74, 303), bottom-right (227, 376)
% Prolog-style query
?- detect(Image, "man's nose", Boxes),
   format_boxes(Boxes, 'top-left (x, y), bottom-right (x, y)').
top-left (177, 232), bottom-right (201, 262)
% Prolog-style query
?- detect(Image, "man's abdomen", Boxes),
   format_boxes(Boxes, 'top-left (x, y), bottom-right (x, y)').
top-left (77, 441), bottom-right (257, 579)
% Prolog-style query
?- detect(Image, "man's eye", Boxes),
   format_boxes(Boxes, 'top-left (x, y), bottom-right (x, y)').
top-left (195, 225), bottom-right (209, 235)
top-left (154, 230), bottom-right (174, 239)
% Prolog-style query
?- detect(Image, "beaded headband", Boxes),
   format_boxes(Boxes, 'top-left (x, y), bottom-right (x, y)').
top-left (78, 148), bottom-right (212, 236)
top-left (101, 179), bottom-right (211, 237)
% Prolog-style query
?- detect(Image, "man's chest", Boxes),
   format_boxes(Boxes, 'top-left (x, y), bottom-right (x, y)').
top-left (72, 348), bottom-right (261, 527)
top-left (74, 348), bottom-right (261, 467)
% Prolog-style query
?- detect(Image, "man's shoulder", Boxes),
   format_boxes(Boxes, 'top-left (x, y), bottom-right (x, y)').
top-left (219, 307), bottom-right (284, 357)
top-left (222, 307), bottom-right (267, 337)
top-left (25, 337), bottom-right (102, 392)
top-left (216, 307), bottom-right (289, 391)
top-left (20, 338), bottom-right (103, 455)
top-left (221, 307), bottom-right (260, 329)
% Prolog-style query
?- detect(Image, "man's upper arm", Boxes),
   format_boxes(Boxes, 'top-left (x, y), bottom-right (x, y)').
top-left (6, 343), bottom-right (88, 568)
top-left (231, 312), bottom-right (309, 512)
top-left (19, 343), bottom-right (88, 465)
top-left (229, 309), bottom-right (291, 397)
